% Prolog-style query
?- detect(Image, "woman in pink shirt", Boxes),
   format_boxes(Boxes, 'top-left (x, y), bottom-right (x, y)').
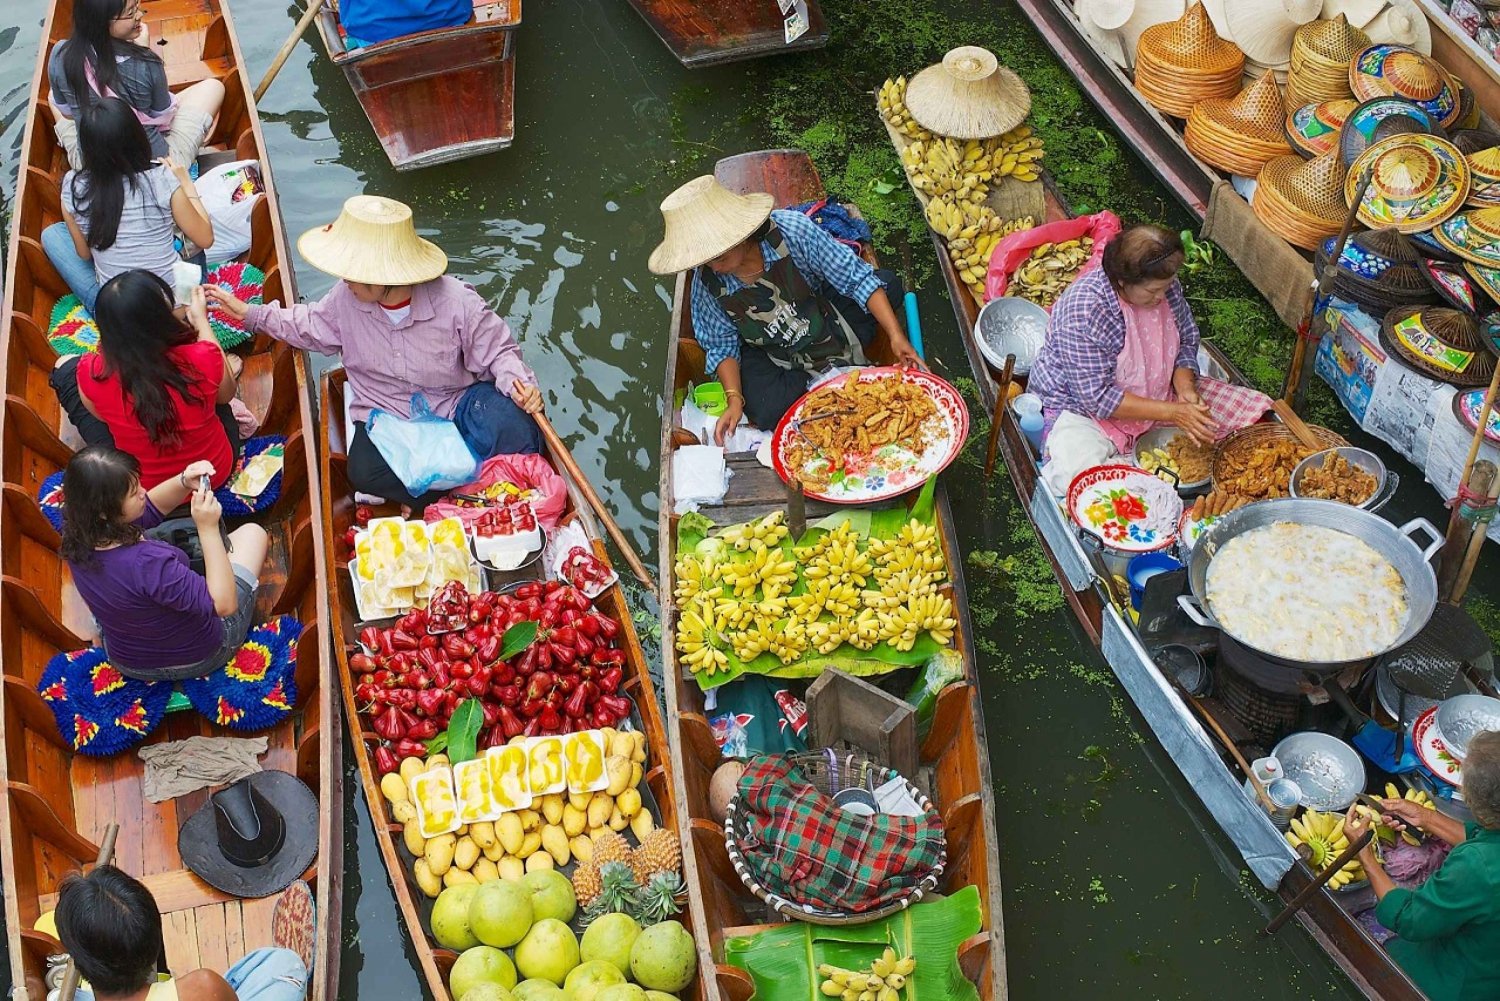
top-left (207, 195), bottom-right (543, 509)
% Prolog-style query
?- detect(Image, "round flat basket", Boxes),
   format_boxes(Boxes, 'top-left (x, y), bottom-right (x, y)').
top-left (723, 751), bottom-right (946, 925)
top-left (1211, 422), bottom-right (1349, 497)
top-left (1379, 305), bottom-right (1496, 387)
top-left (1345, 133), bottom-right (1470, 233)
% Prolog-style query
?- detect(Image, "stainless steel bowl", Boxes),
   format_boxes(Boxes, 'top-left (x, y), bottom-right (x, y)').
top-left (1289, 447), bottom-right (1394, 511)
top-left (1272, 731), bottom-right (1367, 811)
top-left (1435, 693), bottom-right (1500, 760)
top-left (975, 296), bottom-right (1048, 376)
top-left (1134, 426), bottom-right (1211, 492)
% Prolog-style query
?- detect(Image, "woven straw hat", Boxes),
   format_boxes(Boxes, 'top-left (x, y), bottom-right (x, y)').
top-left (1433, 208), bottom-right (1500, 267)
top-left (1350, 44), bottom-right (1461, 126)
top-left (1362, 0), bottom-right (1433, 54)
top-left (1224, 0), bottom-right (1321, 65)
top-left (1314, 227), bottom-right (1442, 311)
top-left (1380, 305), bottom-right (1495, 386)
top-left (1422, 260), bottom-right (1489, 314)
top-left (648, 175), bottom-right (774, 275)
top-left (1346, 133), bottom-right (1470, 232)
top-left (1338, 96), bottom-right (1443, 166)
top-left (905, 47), bottom-right (1031, 139)
top-left (297, 196), bottom-right (448, 286)
top-left (1465, 262), bottom-right (1500, 305)
top-left (1075, 0), bottom-right (1131, 68)
top-left (1467, 148), bottom-right (1500, 207)
top-left (1287, 15), bottom-right (1371, 106)
top-left (1135, 2), bottom-right (1246, 118)
top-left (1453, 128), bottom-right (1500, 155)
top-left (1080, 0), bottom-right (1135, 31)
top-left (1455, 84), bottom-right (1481, 131)
top-left (1286, 99), bottom-right (1358, 157)
top-left (1319, 0), bottom-right (1386, 28)
top-left (1096, 0), bottom-right (1188, 65)
top-left (1253, 150), bottom-right (1350, 249)
top-left (1185, 71), bottom-right (1293, 175)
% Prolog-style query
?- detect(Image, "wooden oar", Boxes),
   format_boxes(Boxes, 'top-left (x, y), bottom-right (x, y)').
top-left (57, 822), bottom-right (120, 1001)
top-left (1167, 673), bottom-right (1275, 812)
top-left (1271, 399), bottom-right (1322, 452)
top-left (1263, 828), bottom-right (1374, 935)
top-left (533, 409), bottom-right (657, 591)
top-left (1438, 350), bottom-right (1500, 601)
top-left (983, 354), bottom-right (1016, 480)
top-left (254, 0), bottom-right (328, 102)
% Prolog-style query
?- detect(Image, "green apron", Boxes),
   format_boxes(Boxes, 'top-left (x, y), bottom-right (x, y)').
top-left (698, 221), bottom-right (871, 377)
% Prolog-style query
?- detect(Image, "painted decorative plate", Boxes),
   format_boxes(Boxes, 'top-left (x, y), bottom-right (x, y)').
top-left (1413, 706), bottom-right (1464, 786)
top-left (1452, 387), bottom-right (1500, 445)
top-left (1177, 509), bottom-right (1220, 555)
top-left (1066, 464), bottom-right (1184, 553)
top-left (770, 367), bottom-right (969, 504)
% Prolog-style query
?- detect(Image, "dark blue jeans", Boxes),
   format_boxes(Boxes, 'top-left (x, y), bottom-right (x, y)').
top-left (348, 382), bottom-right (541, 510)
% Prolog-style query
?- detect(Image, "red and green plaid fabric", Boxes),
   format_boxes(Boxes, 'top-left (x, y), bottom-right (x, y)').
top-left (736, 753), bottom-right (945, 913)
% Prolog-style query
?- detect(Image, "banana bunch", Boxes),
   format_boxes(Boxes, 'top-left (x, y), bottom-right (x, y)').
top-left (807, 617), bottom-right (852, 655)
top-left (676, 599), bottom-right (729, 676)
top-left (994, 123), bottom-right (1045, 182)
top-left (722, 511), bottom-right (789, 551)
top-left (719, 544), bottom-right (798, 599)
top-left (803, 534), bottom-right (872, 588)
top-left (819, 950), bottom-right (917, 1001)
top-left (729, 620), bottom-right (777, 663)
top-left (846, 608), bottom-right (881, 650)
top-left (876, 591), bottom-right (956, 651)
top-left (877, 75), bottom-right (932, 141)
top-left (1286, 809), bottom-right (1365, 889)
top-left (769, 619), bottom-right (809, 664)
top-left (673, 555), bottom-right (722, 605)
top-left (1010, 237), bottom-right (1095, 309)
top-left (1380, 783), bottom-right (1435, 846)
top-left (791, 578), bottom-right (862, 621)
top-left (795, 518), bottom-right (861, 561)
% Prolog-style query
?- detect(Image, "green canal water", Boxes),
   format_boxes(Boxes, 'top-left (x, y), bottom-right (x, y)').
top-left (7, 1), bottom-right (1494, 997)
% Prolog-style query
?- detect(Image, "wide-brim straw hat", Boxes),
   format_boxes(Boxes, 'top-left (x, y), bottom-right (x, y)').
top-left (1455, 84), bottom-right (1481, 131)
top-left (648, 175), bottom-right (774, 275)
top-left (1224, 0), bottom-right (1322, 66)
top-left (1466, 148), bottom-right (1500, 207)
top-left (1411, 226), bottom-right (1467, 262)
top-left (1421, 259), bottom-right (1491, 314)
top-left (1185, 71), bottom-right (1292, 175)
top-left (1114, 0), bottom-right (1189, 62)
top-left (1075, 0), bottom-right (1132, 67)
top-left (297, 195), bottom-right (448, 286)
top-left (1465, 261), bottom-right (1500, 305)
top-left (1346, 133), bottom-right (1470, 232)
top-left (1287, 14), bottom-right (1371, 106)
top-left (1135, 2), bottom-right (1247, 117)
top-left (1253, 150), bottom-right (1350, 249)
top-left (1432, 207), bottom-right (1500, 267)
top-left (1452, 128), bottom-right (1500, 156)
top-left (1362, 0), bottom-right (1433, 54)
top-left (905, 46), bottom-right (1031, 139)
top-left (1286, 98), bottom-right (1358, 157)
top-left (1339, 96), bottom-right (1444, 167)
top-left (1379, 305), bottom-right (1496, 386)
top-left (1349, 44), bottom-right (1461, 126)
top-left (1320, 0), bottom-right (1386, 28)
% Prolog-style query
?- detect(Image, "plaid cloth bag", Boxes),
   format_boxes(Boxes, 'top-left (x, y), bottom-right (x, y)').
top-left (735, 753), bottom-right (946, 914)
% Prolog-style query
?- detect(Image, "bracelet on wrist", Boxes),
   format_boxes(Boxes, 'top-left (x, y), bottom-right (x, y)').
top-left (725, 389), bottom-right (745, 403)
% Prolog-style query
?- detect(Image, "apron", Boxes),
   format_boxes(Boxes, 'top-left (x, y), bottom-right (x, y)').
top-left (1095, 289), bottom-right (1178, 453)
top-left (698, 222), bottom-right (870, 377)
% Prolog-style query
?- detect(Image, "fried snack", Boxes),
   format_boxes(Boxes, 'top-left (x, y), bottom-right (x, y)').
top-left (1189, 490), bottom-right (1251, 520)
top-left (784, 372), bottom-right (942, 488)
top-left (1166, 434), bottom-right (1212, 483)
top-left (1298, 452), bottom-right (1377, 505)
top-left (1216, 439), bottom-right (1316, 500)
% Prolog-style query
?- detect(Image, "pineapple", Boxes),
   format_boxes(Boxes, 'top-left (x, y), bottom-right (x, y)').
top-left (572, 859), bottom-right (603, 908)
top-left (631, 828), bottom-right (682, 883)
top-left (592, 830), bottom-right (632, 868)
top-left (582, 860), bottom-right (641, 924)
top-left (631, 871), bottom-right (685, 924)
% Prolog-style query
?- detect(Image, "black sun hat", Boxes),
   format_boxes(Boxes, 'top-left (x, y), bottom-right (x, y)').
top-left (178, 770), bottom-right (319, 898)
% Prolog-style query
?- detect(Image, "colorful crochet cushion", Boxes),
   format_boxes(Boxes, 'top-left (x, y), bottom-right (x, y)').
top-left (36, 435), bottom-right (287, 532)
top-left (47, 261), bottom-right (264, 357)
top-left (36, 615), bottom-right (302, 755)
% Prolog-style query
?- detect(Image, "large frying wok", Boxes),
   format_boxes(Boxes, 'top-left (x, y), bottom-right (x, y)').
top-left (1177, 499), bottom-right (1442, 677)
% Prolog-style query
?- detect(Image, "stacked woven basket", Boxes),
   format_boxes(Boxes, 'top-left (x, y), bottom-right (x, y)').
top-left (1286, 14), bottom-right (1370, 106)
top-left (1252, 150), bottom-right (1349, 249)
top-left (1185, 71), bottom-right (1292, 175)
top-left (1134, 2), bottom-right (1245, 118)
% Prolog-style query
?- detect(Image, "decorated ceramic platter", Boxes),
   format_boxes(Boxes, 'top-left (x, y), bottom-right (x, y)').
top-left (1413, 705), bottom-right (1464, 786)
top-left (1452, 387), bottom-right (1500, 444)
top-left (1066, 464), bottom-right (1184, 553)
top-left (771, 367), bottom-right (969, 504)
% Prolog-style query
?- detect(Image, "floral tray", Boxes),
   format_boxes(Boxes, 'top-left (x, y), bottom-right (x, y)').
top-left (1066, 464), bottom-right (1183, 553)
top-left (1413, 706), bottom-right (1463, 787)
top-left (1452, 388), bottom-right (1500, 446)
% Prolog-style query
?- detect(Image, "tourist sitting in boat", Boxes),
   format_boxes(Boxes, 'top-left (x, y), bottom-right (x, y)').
top-left (648, 175), bottom-right (923, 445)
top-left (339, 0), bottom-right (473, 48)
top-left (41, 96), bottom-right (214, 312)
top-left (1027, 223), bottom-right (1271, 495)
top-left (56, 863), bottom-right (307, 1001)
top-left (205, 195), bottom-right (543, 509)
top-left (62, 446), bottom-right (268, 682)
top-left (47, 0), bottom-right (226, 173)
top-left (51, 273), bottom-right (241, 491)
top-left (1344, 731), bottom-right (1500, 1001)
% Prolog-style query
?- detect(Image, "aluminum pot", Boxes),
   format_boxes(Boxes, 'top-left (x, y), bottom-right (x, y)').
top-left (1177, 499), bottom-right (1442, 675)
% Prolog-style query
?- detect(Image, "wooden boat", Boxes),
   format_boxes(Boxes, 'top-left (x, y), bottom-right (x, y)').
top-left (317, 368), bottom-right (689, 1001)
top-left (622, 0), bottom-right (828, 68)
top-left (314, 0), bottom-right (521, 171)
top-left (656, 149), bottom-right (1008, 1001)
top-left (878, 119), bottom-right (1431, 998)
top-left (1, 1), bottom-right (339, 997)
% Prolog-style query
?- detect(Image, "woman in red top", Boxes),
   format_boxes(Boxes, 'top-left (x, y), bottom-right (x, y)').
top-left (51, 269), bottom-right (240, 489)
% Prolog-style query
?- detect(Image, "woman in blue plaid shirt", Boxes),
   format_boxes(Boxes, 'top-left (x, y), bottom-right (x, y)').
top-left (650, 175), bottom-right (923, 444)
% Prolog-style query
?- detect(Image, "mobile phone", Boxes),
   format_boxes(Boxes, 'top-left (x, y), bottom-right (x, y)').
top-left (199, 474), bottom-right (212, 493)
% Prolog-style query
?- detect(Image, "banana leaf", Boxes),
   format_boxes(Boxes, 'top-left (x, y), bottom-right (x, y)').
top-left (723, 885), bottom-right (983, 1001)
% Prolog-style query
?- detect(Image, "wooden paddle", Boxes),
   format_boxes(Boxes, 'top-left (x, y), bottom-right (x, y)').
top-left (1271, 399), bottom-right (1323, 452)
top-left (1263, 828), bottom-right (1374, 935)
top-left (56, 822), bottom-right (120, 1001)
top-left (983, 354), bottom-right (1016, 480)
top-left (533, 409), bottom-right (657, 591)
top-left (254, 0), bottom-right (328, 102)
top-left (1438, 352), bottom-right (1500, 602)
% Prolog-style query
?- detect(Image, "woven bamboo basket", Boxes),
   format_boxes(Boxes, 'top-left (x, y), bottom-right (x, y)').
top-left (1212, 422), bottom-right (1350, 498)
top-left (723, 749), bottom-right (946, 926)
top-left (1380, 305), bottom-right (1497, 387)
top-left (1252, 150), bottom-right (1351, 249)
top-left (1287, 14), bottom-right (1371, 106)
top-left (1186, 72), bottom-right (1293, 175)
top-left (1135, 1), bottom-right (1246, 117)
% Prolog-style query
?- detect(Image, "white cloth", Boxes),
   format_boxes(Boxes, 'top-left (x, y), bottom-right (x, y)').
top-left (672, 445), bottom-right (730, 513)
top-left (680, 395), bottom-right (771, 453)
top-left (139, 735), bottom-right (267, 802)
top-left (1040, 410), bottom-right (1124, 496)
top-left (198, 159), bottom-right (262, 262)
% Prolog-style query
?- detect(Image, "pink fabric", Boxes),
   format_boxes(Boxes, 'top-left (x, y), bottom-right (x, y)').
top-left (983, 210), bottom-right (1121, 305)
top-left (1196, 379), bottom-right (1273, 439)
top-left (422, 452), bottom-right (568, 533)
top-left (85, 59), bottom-right (176, 129)
top-left (1094, 291), bottom-right (1178, 452)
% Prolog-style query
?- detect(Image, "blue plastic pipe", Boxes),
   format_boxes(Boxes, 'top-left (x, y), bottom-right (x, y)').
top-left (903, 290), bottom-right (924, 360)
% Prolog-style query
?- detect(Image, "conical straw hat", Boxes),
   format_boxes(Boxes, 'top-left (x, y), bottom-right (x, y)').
top-left (1253, 150), bottom-right (1350, 249)
top-left (1320, 0), bottom-right (1387, 28)
top-left (1467, 147), bottom-right (1500, 207)
top-left (648, 175), bottom-right (774, 275)
top-left (1185, 71), bottom-right (1293, 175)
top-left (1224, 0), bottom-right (1322, 65)
top-left (1433, 208), bottom-right (1500, 267)
top-left (1076, 0), bottom-right (1132, 68)
top-left (1115, 0), bottom-right (1188, 62)
top-left (1135, 2), bottom-right (1246, 117)
top-left (1346, 133), bottom-right (1470, 231)
top-left (1363, 0), bottom-right (1432, 54)
top-left (1286, 98), bottom-right (1358, 157)
top-left (1350, 44), bottom-right (1461, 126)
top-left (297, 195), bottom-right (448, 286)
top-left (905, 47), bottom-right (1032, 139)
top-left (1287, 14), bottom-right (1372, 105)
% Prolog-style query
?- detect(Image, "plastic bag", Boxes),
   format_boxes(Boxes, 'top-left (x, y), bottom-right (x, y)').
top-left (423, 453), bottom-right (569, 533)
top-left (903, 648), bottom-right (966, 737)
top-left (366, 394), bottom-right (479, 495)
top-left (983, 210), bottom-right (1122, 307)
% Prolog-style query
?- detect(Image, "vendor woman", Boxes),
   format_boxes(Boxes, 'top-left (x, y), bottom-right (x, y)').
top-left (1027, 224), bottom-right (1271, 495)
top-left (1343, 730), bottom-right (1500, 1001)
top-left (649, 175), bottom-right (923, 445)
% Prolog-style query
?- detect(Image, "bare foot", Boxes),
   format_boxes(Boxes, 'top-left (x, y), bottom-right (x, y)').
top-left (227, 354), bottom-right (245, 379)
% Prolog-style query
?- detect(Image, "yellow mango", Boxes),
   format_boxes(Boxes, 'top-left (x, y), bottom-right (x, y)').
top-left (540, 824), bottom-right (571, 866)
top-left (454, 837), bottom-right (480, 871)
top-left (615, 788), bottom-right (641, 819)
top-left (605, 756), bottom-right (632, 797)
top-left (469, 821), bottom-right (496, 850)
top-left (399, 757), bottom-right (426, 785)
top-left (403, 823), bottom-right (426, 858)
top-left (541, 794), bottom-right (565, 826)
top-left (496, 813), bottom-right (524, 855)
top-left (443, 868), bottom-right (477, 888)
top-left (380, 773), bottom-right (409, 804)
top-left (425, 834), bottom-right (457, 876)
top-left (570, 834), bottom-right (594, 863)
top-left (517, 830), bottom-right (541, 859)
top-left (630, 810), bottom-right (655, 840)
top-left (413, 859), bottom-right (441, 898)
top-left (562, 803), bottom-right (588, 838)
top-left (525, 851), bottom-right (554, 873)
top-left (498, 857), bottom-right (525, 881)
top-left (472, 857), bottom-right (500, 883)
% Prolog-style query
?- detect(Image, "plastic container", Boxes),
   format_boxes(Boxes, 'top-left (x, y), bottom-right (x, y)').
top-left (693, 382), bottom-right (728, 415)
top-left (1243, 755), bottom-right (1281, 801)
top-left (1127, 551), bottom-right (1184, 609)
top-left (1265, 778), bottom-right (1303, 830)
top-left (1011, 392), bottom-right (1043, 417)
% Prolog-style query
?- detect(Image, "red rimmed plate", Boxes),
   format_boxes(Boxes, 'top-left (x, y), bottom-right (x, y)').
top-left (1452, 387), bottom-right (1500, 445)
top-left (770, 367), bottom-right (969, 504)
top-left (1413, 705), bottom-right (1464, 786)
top-left (1066, 464), bottom-right (1184, 553)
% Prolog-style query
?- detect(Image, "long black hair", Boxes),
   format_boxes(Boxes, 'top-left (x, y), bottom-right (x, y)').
top-left (72, 97), bottom-right (156, 251)
top-left (59, 446), bottom-right (148, 565)
top-left (60, 0), bottom-right (160, 115)
top-left (91, 271), bottom-right (204, 447)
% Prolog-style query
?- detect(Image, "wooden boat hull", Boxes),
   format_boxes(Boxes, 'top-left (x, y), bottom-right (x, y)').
top-left (317, 368), bottom-right (688, 1001)
top-left (315, 1), bottom-right (520, 171)
top-left (622, 0), bottom-right (828, 68)
top-left (656, 149), bottom-right (1008, 1001)
top-left (1, 1), bottom-right (338, 997)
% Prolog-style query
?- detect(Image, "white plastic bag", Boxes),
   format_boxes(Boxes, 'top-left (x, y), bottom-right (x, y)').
top-left (367, 394), bottom-right (479, 495)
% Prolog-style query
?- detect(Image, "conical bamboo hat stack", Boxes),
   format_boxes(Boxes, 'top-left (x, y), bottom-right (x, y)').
top-left (1135, 2), bottom-right (1247, 118)
top-left (1253, 150), bottom-right (1352, 248)
top-left (1185, 71), bottom-right (1294, 175)
top-left (1287, 15), bottom-right (1371, 107)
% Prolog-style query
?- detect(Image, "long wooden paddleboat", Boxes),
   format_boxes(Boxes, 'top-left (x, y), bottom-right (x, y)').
top-left (622, 0), bottom-right (828, 68)
top-left (318, 368), bottom-right (692, 1000)
top-left (313, 0), bottom-right (521, 171)
top-left (656, 148), bottom-right (1008, 1001)
top-left (879, 106), bottom-right (1431, 998)
top-left (0, 1), bottom-right (339, 998)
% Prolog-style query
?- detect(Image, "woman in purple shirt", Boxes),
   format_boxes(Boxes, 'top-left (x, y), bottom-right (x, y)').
top-left (62, 446), bottom-right (270, 681)
top-left (207, 195), bottom-right (544, 511)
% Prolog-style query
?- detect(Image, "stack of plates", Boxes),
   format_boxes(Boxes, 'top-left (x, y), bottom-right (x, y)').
top-left (1185, 71), bottom-right (1293, 175)
top-left (1349, 44), bottom-right (1462, 127)
top-left (1135, 1), bottom-right (1247, 118)
top-left (1287, 14), bottom-right (1371, 107)
top-left (1345, 133), bottom-right (1470, 233)
top-left (1253, 150), bottom-right (1350, 249)
top-left (1285, 98), bottom-right (1358, 157)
